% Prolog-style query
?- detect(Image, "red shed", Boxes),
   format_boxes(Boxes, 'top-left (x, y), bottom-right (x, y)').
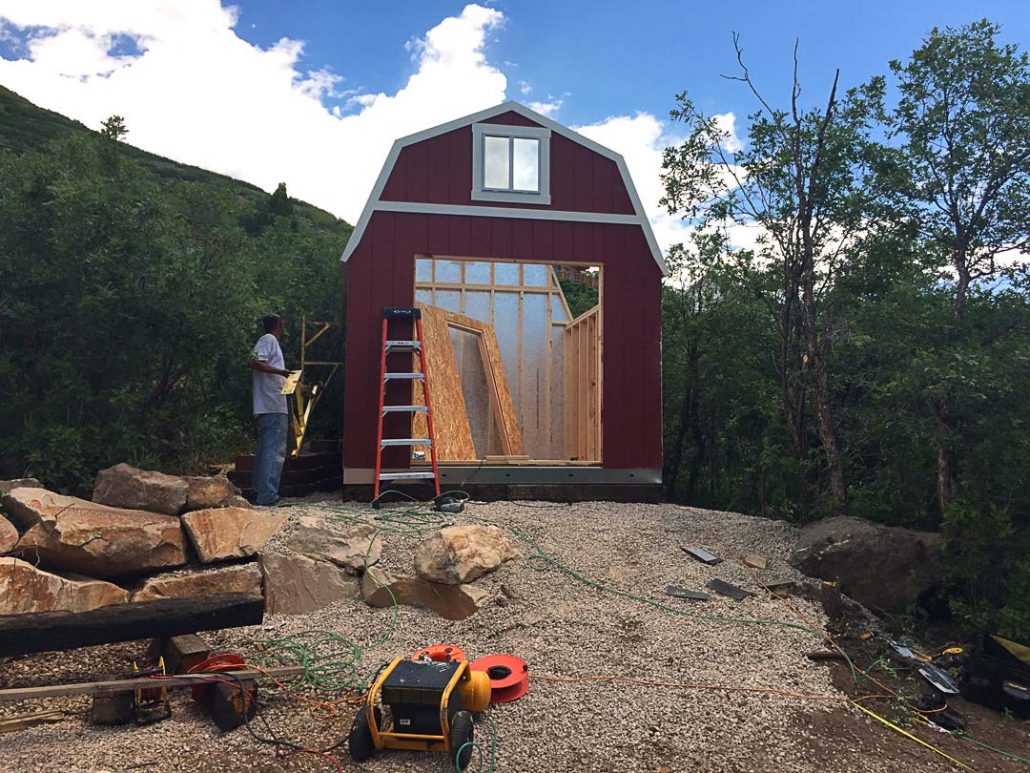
top-left (340, 101), bottom-right (666, 499)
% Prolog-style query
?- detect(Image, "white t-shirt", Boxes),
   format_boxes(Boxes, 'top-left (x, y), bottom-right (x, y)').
top-left (253, 333), bottom-right (288, 415)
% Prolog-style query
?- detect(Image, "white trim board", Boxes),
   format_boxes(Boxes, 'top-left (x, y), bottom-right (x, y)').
top-left (375, 200), bottom-right (642, 224)
top-left (340, 100), bottom-right (667, 276)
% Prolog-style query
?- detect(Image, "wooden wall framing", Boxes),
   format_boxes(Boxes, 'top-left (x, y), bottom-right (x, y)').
top-left (564, 306), bottom-right (602, 461)
top-left (412, 303), bottom-right (523, 461)
top-left (415, 257), bottom-right (599, 460)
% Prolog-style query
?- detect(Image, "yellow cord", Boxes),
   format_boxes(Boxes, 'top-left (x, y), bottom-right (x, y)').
top-left (849, 701), bottom-right (975, 772)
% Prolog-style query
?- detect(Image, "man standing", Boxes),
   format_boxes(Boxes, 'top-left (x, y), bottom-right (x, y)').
top-left (249, 314), bottom-right (291, 506)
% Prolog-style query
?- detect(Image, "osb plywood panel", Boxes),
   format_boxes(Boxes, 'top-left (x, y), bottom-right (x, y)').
top-left (437, 307), bottom-right (524, 457)
top-left (412, 305), bottom-right (475, 460)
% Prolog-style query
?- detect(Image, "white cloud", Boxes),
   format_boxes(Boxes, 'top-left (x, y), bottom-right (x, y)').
top-left (0, 1), bottom-right (507, 223)
top-left (574, 112), bottom-right (694, 252)
top-left (0, 0), bottom-right (742, 258)
top-left (712, 111), bottom-right (743, 153)
top-left (574, 107), bottom-right (754, 261)
top-left (527, 98), bottom-right (562, 117)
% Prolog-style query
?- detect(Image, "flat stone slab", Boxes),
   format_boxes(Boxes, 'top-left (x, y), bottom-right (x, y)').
top-left (360, 567), bottom-right (493, 620)
top-left (1, 488), bottom-right (126, 530)
top-left (132, 562), bottom-right (263, 602)
top-left (181, 508), bottom-right (287, 563)
top-left (0, 557), bottom-right (129, 614)
top-left (288, 517), bottom-right (380, 574)
top-left (0, 515), bottom-right (17, 554)
top-left (259, 552), bottom-right (358, 615)
top-left (14, 495), bottom-right (186, 579)
top-left (93, 463), bottom-right (188, 515)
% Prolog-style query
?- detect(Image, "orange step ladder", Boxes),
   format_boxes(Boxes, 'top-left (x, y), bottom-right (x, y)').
top-left (373, 307), bottom-right (441, 500)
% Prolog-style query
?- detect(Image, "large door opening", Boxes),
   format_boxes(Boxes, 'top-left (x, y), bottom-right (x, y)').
top-left (413, 256), bottom-right (602, 463)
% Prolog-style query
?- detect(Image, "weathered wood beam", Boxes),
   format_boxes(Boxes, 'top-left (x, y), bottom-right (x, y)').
top-left (0, 592), bottom-right (264, 658)
top-left (0, 666), bottom-right (305, 702)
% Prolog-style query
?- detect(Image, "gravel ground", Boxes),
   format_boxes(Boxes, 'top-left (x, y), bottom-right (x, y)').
top-left (1, 499), bottom-right (954, 773)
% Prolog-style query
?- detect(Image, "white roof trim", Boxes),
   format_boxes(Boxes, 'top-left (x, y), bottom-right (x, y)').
top-left (376, 201), bottom-right (643, 224)
top-left (340, 100), bottom-right (667, 276)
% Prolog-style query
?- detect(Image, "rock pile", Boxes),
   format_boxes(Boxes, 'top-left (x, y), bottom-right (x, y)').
top-left (0, 464), bottom-right (281, 617)
top-left (2, 465), bottom-right (519, 624)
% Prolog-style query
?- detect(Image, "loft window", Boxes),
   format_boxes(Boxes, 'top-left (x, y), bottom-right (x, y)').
top-left (472, 123), bottom-right (551, 205)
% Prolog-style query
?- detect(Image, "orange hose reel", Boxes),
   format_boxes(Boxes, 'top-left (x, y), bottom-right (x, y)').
top-left (470, 654), bottom-right (529, 704)
top-left (410, 643), bottom-right (467, 663)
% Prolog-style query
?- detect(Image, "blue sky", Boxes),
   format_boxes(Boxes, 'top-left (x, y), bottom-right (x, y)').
top-left (232, 0), bottom-right (1030, 128)
top-left (0, 1), bottom-right (1027, 248)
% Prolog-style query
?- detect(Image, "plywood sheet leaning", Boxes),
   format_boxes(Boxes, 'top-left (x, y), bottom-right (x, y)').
top-left (412, 305), bottom-right (475, 460)
top-left (564, 306), bottom-right (601, 461)
top-left (413, 303), bottom-right (524, 459)
top-left (439, 307), bottom-right (524, 456)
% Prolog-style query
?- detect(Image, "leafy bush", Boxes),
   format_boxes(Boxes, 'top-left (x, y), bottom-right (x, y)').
top-left (0, 133), bottom-right (349, 493)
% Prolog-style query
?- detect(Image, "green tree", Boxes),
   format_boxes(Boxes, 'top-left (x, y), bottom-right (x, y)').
top-left (100, 115), bottom-right (128, 141)
top-left (662, 36), bottom-right (883, 517)
top-left (885, 20), bottom-right (1030, 515)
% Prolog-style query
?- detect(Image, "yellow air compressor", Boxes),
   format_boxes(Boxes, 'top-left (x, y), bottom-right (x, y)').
top-left (348, 656), bottom-right (491, 770)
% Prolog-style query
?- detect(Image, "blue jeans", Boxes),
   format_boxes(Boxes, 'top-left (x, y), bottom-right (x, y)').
top-left (254, 412), bottom-right (288, 505)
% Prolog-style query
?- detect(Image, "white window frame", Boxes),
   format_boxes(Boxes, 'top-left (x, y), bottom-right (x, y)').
top-left (471, 123), bottom-right (551, 205)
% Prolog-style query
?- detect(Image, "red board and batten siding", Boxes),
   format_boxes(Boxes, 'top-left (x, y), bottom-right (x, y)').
top-left (342, 107), bottom-right (663, 478)
top-left (343, 213), bottom-right (662, 473)
top-left (380, 112), bottom-right (635, 215)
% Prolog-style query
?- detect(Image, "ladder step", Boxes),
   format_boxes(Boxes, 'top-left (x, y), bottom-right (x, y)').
top-left (384, 372), bottom-right (425, 380)
top-left (385, 340), bottom-right (421, 351)
top-left (380, 438), bottom-right (432, 447)
top-left (378, 471), bottom-right (438, 481)
top-left (382, 405), bottom-right (428, 414)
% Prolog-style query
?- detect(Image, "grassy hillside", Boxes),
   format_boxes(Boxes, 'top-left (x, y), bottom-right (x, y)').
top-left (0, 84), bottom-right (351, 490)
top-left (0, 84), bottom-right (346, 230)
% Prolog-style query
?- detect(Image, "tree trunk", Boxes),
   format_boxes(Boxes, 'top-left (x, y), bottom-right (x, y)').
top-left (935, 401), bottom-right (958, 518)
top-left (811, 359), bottom-right (849, 515)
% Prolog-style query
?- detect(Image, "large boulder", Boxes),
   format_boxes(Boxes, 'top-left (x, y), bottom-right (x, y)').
top-left (0, 515), bottom-right (17, 554)
top-left (0, 557), bottom-right (129, 614)
top-left (259, 552), bottom-right (358, 615)
top-left (15, 501), bottom-right (186, 579)
top-left (413, 524), bottom-right (519, 585)
top-left (0, 478), bottom-right (41, 495)
top-left (132, 563), bottom-right (263, 602)
top-left (181, 508), bottom-right (287, 563)
top-left (1, 487), bottom-right (125, 531)
top-left (790, 516), bottom-right (942, 612)
top-left (289, 517), bottom-right (381, 574)
top-left (93, 463), bottom-right (188, 515)
top-left (360, 567), bottom-right (493, 621)
top-left (184, 476), bottom-right (235, 511)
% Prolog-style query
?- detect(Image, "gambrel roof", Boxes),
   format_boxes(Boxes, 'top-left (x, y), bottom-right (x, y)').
top-left (341, 100), bottom-right (667, 275)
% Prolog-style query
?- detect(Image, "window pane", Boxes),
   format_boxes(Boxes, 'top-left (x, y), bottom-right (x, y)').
top-left (523, 264), bottom-right (548, 286)
top-left (435, 259), bottom-right (462, 283)
top-left (483, 136), bottom-right (510, 189)
top-left (494, 262), bottom-right (520, 286)
top-left (465, 261), bottom-right (491, 284)
top-left (512, 138), bottom-right (539, 192)
top-left (415, 258), bottom-right (432, 282)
